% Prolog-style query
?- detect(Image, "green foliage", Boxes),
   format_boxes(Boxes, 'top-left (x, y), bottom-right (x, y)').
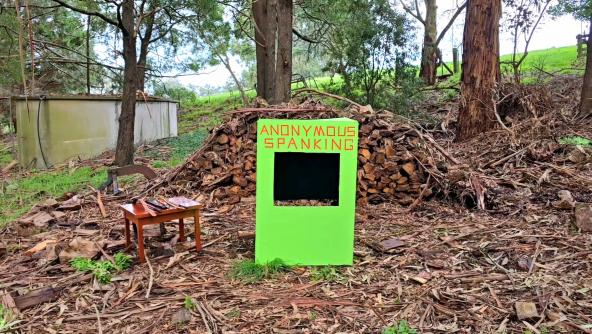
top-left (559, 136), bottom-right (592, 146)
top-left (550, 0), bottom-right (592, 21)
top-left (151, 130), bottom-right (209, 168)
top-left (114, 252), bottom-right (133, 271)
top-left (382, 320), bottom-right (417, 334)
top-left (0, 0), bottom-right (103, 93)
top-left (229, 258), bottom-right (290, 283)
top-left (70, 252), bottom-right (132, 284)
top-left (226, 308), bottom-right (241, 318)
top-left (0, 144), bottom-right (13, 169)
top-left (319, 0), bottom-right (416, 107)
top-left (310, 266), bottom-right (343, 282)
top-left (183, 296), bottom-right (196, 311)
top-left (153, 81), bottom-right (198, 107)
top-left (0, 167), bottom-right (106, 227)
top-left (0, 304), bottom-right (18, 332)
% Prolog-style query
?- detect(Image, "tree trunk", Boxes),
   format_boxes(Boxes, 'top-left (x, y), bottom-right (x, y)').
top-left (218, 53), bottom-right (249, 106)
top-left (579, 17), bottom-right (592, 119)
top-left (420, 0), bottom-right (438, 85)
top-left (273, 0), bottom-right (293, 103)
top-left (114, 0), bottom-right (138, 166)
top-left (456, 0), bottom-right (501, 142)
top-left (253, 0), bottom-right (269, 99)
top-left (252, 0), bottom-right (293, 104)
top-left (137, 11), bottom-right (155, 92)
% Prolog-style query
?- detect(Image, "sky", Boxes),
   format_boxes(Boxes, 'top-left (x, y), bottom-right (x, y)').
top-left (176, 1), bottom-right (586, 89)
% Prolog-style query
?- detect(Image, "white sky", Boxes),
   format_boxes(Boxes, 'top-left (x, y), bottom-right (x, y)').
top-left (177, 1), bottom-right (585, 89)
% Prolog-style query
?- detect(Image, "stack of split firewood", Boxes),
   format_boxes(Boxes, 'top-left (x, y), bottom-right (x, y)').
top-left (158, 106), bottom-right (438, 206)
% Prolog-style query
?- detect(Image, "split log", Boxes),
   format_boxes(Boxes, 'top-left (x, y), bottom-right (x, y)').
top-left (13, 287), bottom-right (58, 310)
top-left (150, 107), bottom-right (443, 206)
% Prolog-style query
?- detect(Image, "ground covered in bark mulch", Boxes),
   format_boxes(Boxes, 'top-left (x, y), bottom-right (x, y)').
top-left (1, 194), bottom-right (591, 333)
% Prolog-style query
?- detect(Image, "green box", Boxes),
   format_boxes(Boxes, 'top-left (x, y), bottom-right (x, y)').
top-left (255, 118), bottom-right (359, 265)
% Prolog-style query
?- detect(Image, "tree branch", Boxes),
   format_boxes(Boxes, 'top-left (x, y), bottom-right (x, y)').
top-left (292, 28), bottom-right (319, 43)
top-left (51, 0), bottom-right (120, 27)
top-left (436, 1), bottom-right (467, 46)
top-left (398, 0), bottom-right (425, 25)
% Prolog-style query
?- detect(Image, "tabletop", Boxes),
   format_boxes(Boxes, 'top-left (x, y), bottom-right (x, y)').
top-left (120, 197), bottom-right (201, 219)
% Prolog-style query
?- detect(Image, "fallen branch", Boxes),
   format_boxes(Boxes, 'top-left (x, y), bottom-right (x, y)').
top-left (144, 250), bottom-right (154, 299)
top-left (292, 88), bottom-right (364, 109)
top-left (96, 191), bottom-right (107, 218)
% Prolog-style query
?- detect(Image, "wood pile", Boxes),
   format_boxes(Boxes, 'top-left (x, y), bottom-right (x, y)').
top-left (156, 106), bottom-right (438, 206)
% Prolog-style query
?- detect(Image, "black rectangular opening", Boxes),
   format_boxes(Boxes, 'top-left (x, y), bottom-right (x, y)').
top-left (274, 152), bottom-right (340, 206)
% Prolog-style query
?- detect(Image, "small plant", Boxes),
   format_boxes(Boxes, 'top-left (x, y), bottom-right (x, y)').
top-left (229, 258), bottom-right (289, 283)
top-left (0, 304), bottom-right (18, 332)
top-left (183, 296), bottom-right (196, 311)
top-left (310, 266), bottom-right (343, 282)
top-left (71, 252), bottom-right (133, 284)
top-left (226, 308), bottom-right (241, 318)
top-left (114, 252), bottom-right (133, 271)
top-left (382, 320), bottom-right (417, 334)
top-left (559, 136), bottom-right (592, 147)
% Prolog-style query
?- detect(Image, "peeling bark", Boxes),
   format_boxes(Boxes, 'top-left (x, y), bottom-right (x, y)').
top-left (252, 0), bottom-right (293, 104)
top-left (456, 0), bottom-right (501, 142)
top-left (114, 0), bottom-right (138, 166)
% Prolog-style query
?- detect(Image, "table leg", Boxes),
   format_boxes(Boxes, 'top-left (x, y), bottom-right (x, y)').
top-left (194, 210), bottom-right (202, 252)
top-left (179, 218), bottom-right (186, 242)
top-left (124, 218), bottom-right (131, 248)
top-left (137, 222), bottom-right (146, 263)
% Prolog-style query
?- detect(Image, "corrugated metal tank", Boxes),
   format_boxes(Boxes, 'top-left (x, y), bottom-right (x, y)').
top-left (14, 95), bottom-right (178, 169)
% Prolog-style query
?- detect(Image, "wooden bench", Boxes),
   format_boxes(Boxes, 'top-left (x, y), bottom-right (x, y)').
top-left (120, 197), bottom-right (202, 263)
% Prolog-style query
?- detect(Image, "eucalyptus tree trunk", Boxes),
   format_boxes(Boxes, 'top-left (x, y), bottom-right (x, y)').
top-left (114, 0), bottom-right (138, 166)
top-left (456, 0), bottom-right (501, 142)
top-left (420, 0), bottom-right (438, 85)
top-left (252, 0), bottom-right (293, 104)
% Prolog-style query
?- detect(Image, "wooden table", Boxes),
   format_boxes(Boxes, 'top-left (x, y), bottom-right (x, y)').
top-left (120, 197), bottom-right (202, 263)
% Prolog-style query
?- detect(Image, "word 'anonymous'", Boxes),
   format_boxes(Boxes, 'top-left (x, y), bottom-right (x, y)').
top-left (259, 124), bottom-right (357, 151)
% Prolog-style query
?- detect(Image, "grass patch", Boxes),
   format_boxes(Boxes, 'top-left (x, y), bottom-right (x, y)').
top-left (226, 308), bottom-right (241, 318)
top-left (229, 258), bottom-right (290, 283)
top-left (0, 304), bottom-right (18, 332)
top-left (178, 106), bottom-right (226, 135)
top-left (151, 130), bottom-right (209, 169)
top-left (0, 166), bottom-right (106, 227)
top-left (437, 45), bottom-right (580, 84)
top-left (560, 136), bottom-right (592, 147)
top-left (310, 266), bottom-right (344, 282)
top-left (183, 296), bottom-right (196, 311)
top-left (382, 320), bottom-right (417, 334)
top-left (0, 145), bottom-right (12, 169)
top-left (70, 252), bottom-right (132, 284)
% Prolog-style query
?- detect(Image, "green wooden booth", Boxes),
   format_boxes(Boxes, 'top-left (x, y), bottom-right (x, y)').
top-left (255, 118), bottom-right (359, 265)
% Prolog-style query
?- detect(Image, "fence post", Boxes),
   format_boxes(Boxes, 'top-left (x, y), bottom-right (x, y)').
top-left (452, 47), bottom-right (460, 74)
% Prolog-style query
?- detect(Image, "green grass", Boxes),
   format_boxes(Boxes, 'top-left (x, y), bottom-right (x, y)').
top-left (229, 258), bottom-right (290, 284)
top-left (151, 130), bottom-right (209, 169)
top-left (0, 304), bottom-right (18, 332)
top-left (500, 45), bottom-right (581, 73)
top-left (310, 266), bottom-right (344, 282)
top-left (437, 45), bottom-right (580, 83)
top-left (560, 135), bottom-right (592, 146)
top-left (70, 252), bottom-right (132, 284)
top-left (382, 320), bottom-right (417, 334)
top-left (0, 166), bottom-right (106, 227)
top-left (0, 143), bottom-right (13, 169)
top-left (183, 296), bottom-right (196, 311)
